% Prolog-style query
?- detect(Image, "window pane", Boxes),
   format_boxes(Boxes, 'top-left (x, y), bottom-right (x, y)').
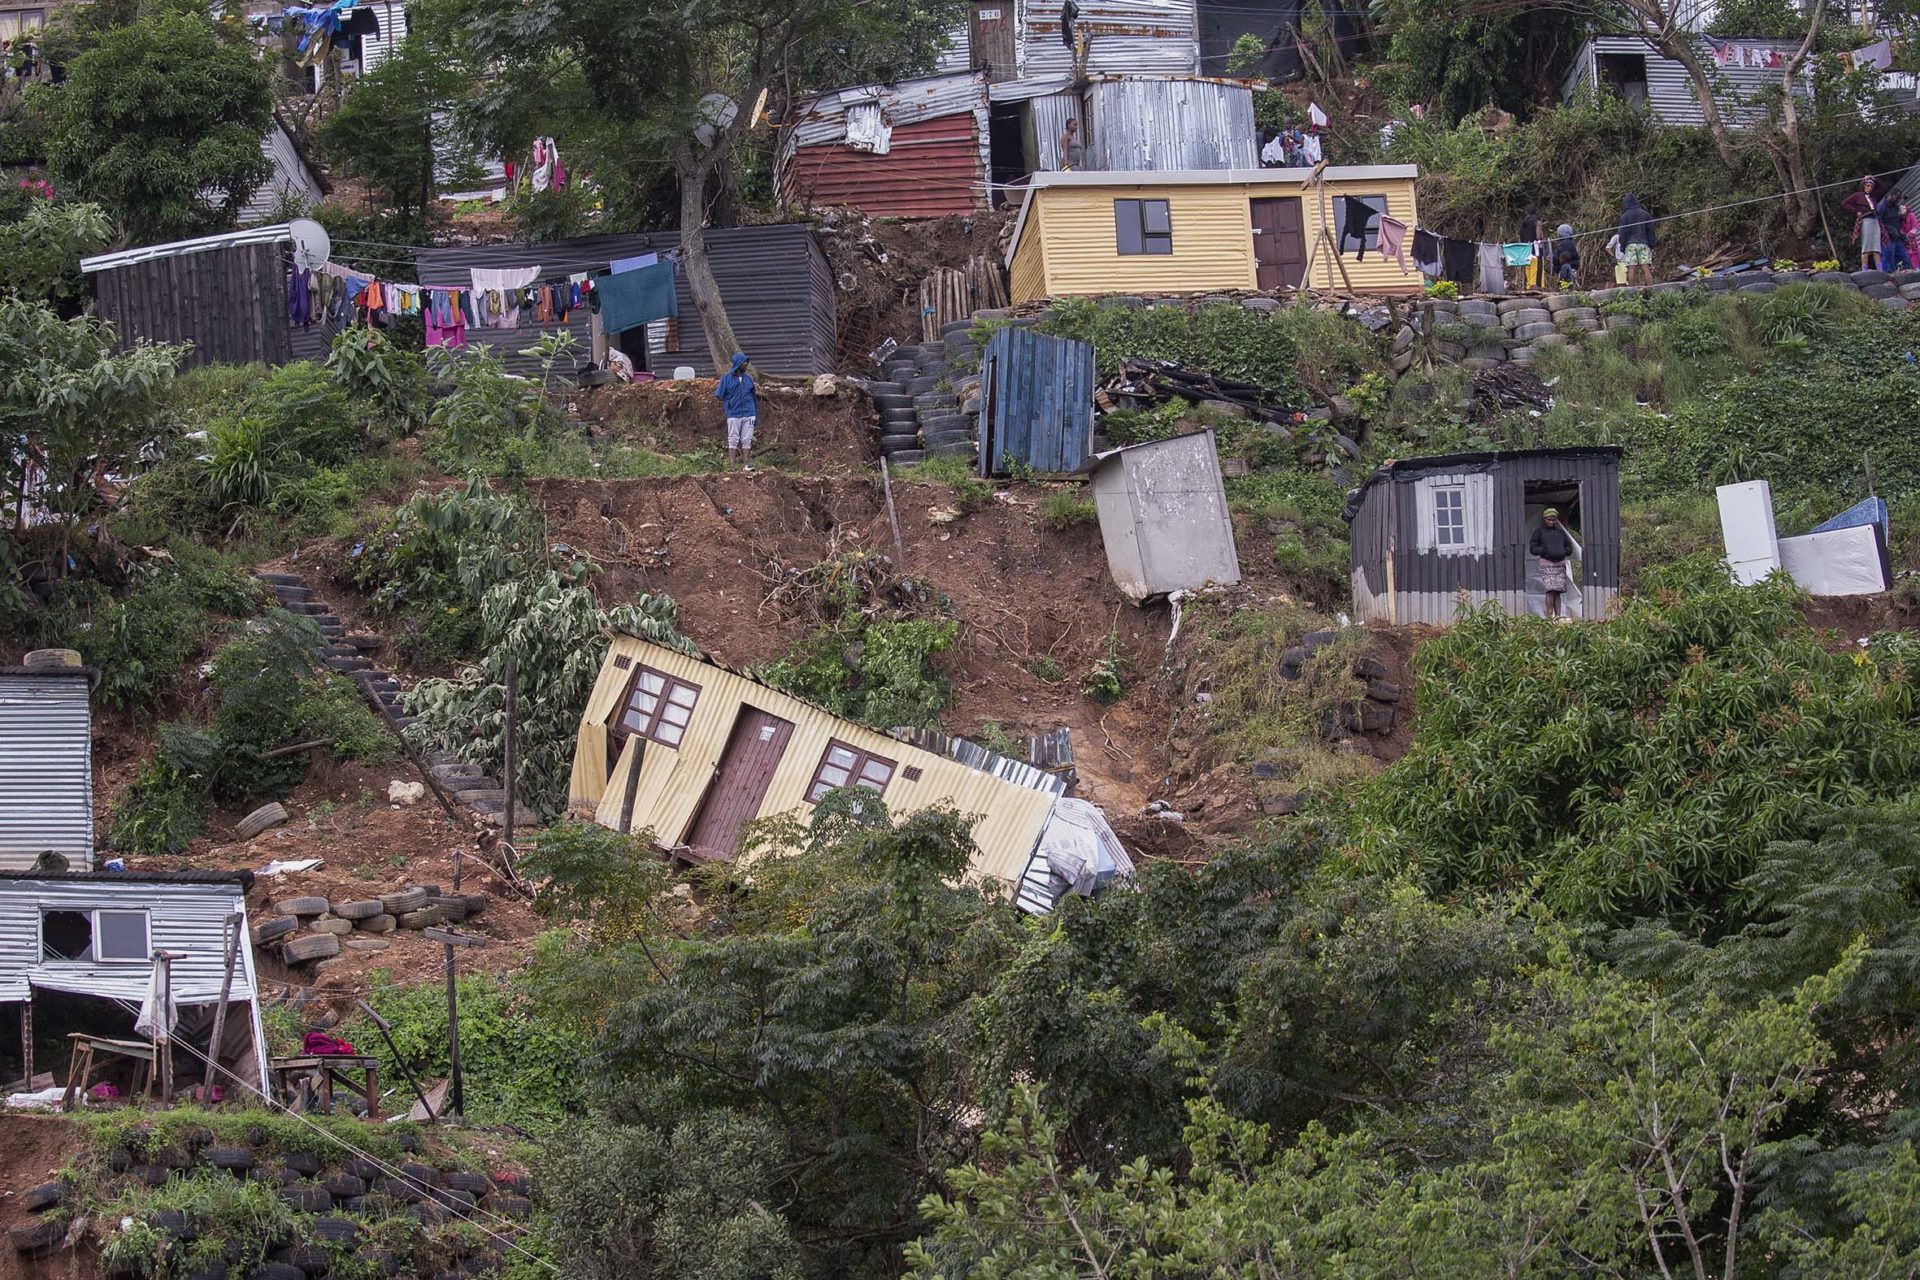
top-left (96, 911), bottom-right (148, 961)
top-left (1143, 232), bottom-right (1173, 255)
top-left (1141, 200), bottom-right (1171, 234)
top-left (819, 764), bottom-right (851, 789)
top-left (620, 708), bottom-right (647, 734)
top-left (661, 702), bottom-right (691, 727)
top-left (667, 684), bottom-right (698, 708)
top-left (859, 760), bottom-right (893, 785)
top-left (807, 782), bottom-right (831, 803)
top-left (656, 722), bottom-right (684, 746)
top-left (1114, 200), bottom-right (1143, 255)
top-left (828, 746), bottom-right (857, 769)
top-left (855, 776), bottom-right (885, 793)
top-left (640, 671), bottom-right (664, 693)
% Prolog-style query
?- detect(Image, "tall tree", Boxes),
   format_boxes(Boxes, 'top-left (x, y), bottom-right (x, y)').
top-left (426, 0), bottom-right (964, 362)
top-left (49, 12), bottom-right (272, 242)
top-left (316, 36), bottom-right (465, 234)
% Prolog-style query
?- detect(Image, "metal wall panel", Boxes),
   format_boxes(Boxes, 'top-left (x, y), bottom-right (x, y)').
top-left (1567, 35), bottom-right (1811, 127)
top-left (413, 225), bottom-right (835, 378)
top-left (92, 240), bottom-right (295, 369)
top-left (976, 326), bottom-right (1095, 474)
top-left (781, 113), bottom-right (985, 218)
top-left (0, 877), bottom-right (254, 1005)
top-left (0, 675), bottom-right (93, 871)
top-left (787, 72), bottom-right (989, 146)
top-left (239, 123), bottom-right (327, 225)
top-left (1089, 429), bottom-right (1240, 599)
top-left (1025, 92), bottom-right (1083, 173)
top-left (1020, 0), bottom-right (1197, 79)
top-left (1085, 79), bottom-right (1256, 170)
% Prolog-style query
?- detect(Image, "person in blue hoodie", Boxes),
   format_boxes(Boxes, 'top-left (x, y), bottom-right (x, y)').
top-left (715, 352), bottom-right (757, 471)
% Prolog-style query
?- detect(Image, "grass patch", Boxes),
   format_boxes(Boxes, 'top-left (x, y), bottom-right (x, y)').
top-left (1037, 488), bottom-right (1097, 530)
top-left (1186, 598), bottom-right (1364, 761)
top-left (893, 453), bottom-right (994, 507)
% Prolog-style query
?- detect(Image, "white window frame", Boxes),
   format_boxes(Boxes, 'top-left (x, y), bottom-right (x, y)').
top-left (40, 907), bottom-right (151, 964)
top-left (1414, 473), bottom-right (1494, 555)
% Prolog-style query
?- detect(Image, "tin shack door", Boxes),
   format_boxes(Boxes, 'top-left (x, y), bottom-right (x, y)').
top-left (977, 326), bottom-right (1095, 477)
top-left (971, 2), bottom-right (1017, 81)
top-left (1250, 197), bottom-right (1308, 289)
top-left (682, 708), bottom-right (795, 861)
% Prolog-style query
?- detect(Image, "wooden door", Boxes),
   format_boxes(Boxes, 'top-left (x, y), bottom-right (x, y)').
top-left (682, 708), bottom-right (795, 861)
top-left (971, 1), bottom-right (1016, 82)
top-left (1250, 197), bottom-right (1308, 290)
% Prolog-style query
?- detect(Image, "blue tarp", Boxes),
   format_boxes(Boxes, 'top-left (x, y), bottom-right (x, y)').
top-left (596, 261), bottom-right (678, 334)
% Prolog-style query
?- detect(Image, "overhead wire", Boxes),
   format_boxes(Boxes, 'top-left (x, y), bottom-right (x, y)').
top-left (97, 993), bottom-right (559, 1274)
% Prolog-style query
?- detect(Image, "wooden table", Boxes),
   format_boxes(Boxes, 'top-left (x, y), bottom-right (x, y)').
top-left (61, 1034), bottom-right (154, 1112)
top-left (270, 1055), bottom-right (380, 1119)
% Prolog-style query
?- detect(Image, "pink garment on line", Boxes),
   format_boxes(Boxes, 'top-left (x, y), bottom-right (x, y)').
top-left (1376, 214), bottom-right (1410, 273)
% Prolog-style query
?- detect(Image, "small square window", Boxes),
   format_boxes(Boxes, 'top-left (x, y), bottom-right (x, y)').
top-left (1433, 486), bottom-right (1466, 547)
top-left (95, 911), bottom-right (150, 962)
top-left (807, 740), bottom-right (897, 804)
top-left (1114, 199), bottom-right (1173, 256)
top-left (615, 665), bottom-right (702, 749)
top-left (1334, 195), bottom-right (1388, 254)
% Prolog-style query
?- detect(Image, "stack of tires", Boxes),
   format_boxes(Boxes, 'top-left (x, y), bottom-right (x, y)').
top-left (257, 887), bottom-right (489, 965)
top-left (870, 318), bottom-right (987, 467)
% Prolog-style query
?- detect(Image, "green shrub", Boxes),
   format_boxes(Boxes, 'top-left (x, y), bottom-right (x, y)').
top-left (205, 413), bottom-right (282, 514)
top-left (327, 326), bottom-right (426, 424)
top-left (255, 359), bottom-right (363, 465)
top-left (423, 341), bottom-right (549, 472)
top-left (1037, 489), bottom-right (1097, 530)
top-left (64, 558), bottom-right (259, 711)
top-left (107, 752), bottom-right (207, 854)
top-left (1081, 631), bottom-right (1127, 704)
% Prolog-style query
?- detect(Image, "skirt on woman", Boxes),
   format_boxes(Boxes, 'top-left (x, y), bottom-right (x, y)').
top-left (1538, 557), bottom-right (1571, 593)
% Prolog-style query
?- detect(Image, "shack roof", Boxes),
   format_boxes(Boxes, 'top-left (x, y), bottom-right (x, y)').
top-left (1004, 164), bottom-right (1421, 268)
top-left (0, 870), bottom-right (256, 889)
top-left (1343, 446), bottom-right (1624, 522)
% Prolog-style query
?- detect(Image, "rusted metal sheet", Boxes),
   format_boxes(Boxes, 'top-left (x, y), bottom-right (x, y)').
top-left (781, 113), bottom-right (985, 217)
top-left (1025, 91), bottom-right (1082, 172)
top-left (1085, 78), bottom-right (1256, 170)
top-left (977, 326), bottom-right (1095, 475)
top-left (787, 72), bottom-right (989, 146)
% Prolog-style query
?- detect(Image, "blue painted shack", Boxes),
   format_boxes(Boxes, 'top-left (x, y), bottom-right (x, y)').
top-left (976, 327), bottom-right (1096, 476)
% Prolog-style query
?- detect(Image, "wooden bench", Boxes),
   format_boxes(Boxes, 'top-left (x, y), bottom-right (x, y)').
top-left (270, 1055), bottom-right (380, 1119)
top-left (61, 1034), bottom-right (154, 1112)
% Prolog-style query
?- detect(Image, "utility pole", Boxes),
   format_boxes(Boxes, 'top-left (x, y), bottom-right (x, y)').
top-left (422, 929), bottom-right (484, 1118)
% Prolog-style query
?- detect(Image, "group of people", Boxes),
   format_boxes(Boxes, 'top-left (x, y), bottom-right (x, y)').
top-left (1507, 195), bottom-right (1659, 290)
top-left (1259, 124), bottom-right (1325, 168)
top-left (1841, 175), bottom-right (1919, 272)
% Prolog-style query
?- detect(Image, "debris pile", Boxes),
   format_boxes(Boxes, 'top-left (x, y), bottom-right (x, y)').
top-left (1100, 358), bottom-right (1302, 422)
top-left (1467, 363), bottom-right (1555, 423)
top-left (256, 886), bottom-right (490, 967)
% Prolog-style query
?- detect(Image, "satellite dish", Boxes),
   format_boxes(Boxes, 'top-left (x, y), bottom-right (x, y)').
top-left (289, 218), bottom-right (331, 271)
top-left (693, 93), bottom-right (739, 148)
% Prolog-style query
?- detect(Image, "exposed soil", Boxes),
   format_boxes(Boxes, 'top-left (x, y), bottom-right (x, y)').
top-left (812, 209), bottom-right (1016, 369)
top-left (569, 379), bottom-right (878, 468)
top-left (0, 1116), bottom-right (90, 1280)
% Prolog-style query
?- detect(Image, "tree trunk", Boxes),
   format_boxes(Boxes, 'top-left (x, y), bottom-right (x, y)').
top-left (676, 145), bottom-right (743, 366)
top-left (1659, 35), bottom-right (1744, 174)
top-left (1776, 0), bottom-right (1827, 240)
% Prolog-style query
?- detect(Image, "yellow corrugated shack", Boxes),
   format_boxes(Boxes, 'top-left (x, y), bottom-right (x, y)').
top-left (1005, 165), bottom-right (1423, 303)
top-left (568, 634), bottom-right (1069, 901)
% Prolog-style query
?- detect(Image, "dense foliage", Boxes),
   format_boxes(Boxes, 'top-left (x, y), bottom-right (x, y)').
top-left (48, 12), bottom-right (273, 239)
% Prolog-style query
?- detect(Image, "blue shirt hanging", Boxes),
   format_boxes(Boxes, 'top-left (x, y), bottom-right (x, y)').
top-left (595, 261), bottom-right (678, 334)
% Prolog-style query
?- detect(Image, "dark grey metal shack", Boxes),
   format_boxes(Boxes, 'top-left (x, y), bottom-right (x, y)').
top-left (413, 225), bottom-right (837, 379)
top-left (1344, 447), bottom-right (1621, 625)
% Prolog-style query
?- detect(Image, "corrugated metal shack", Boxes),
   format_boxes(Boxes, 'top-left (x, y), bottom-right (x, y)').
top-left (1344, 447), bottom-right (1621, 626)
top-left (82, 224), bottom-right (333, 369)
top-left (976, 326), bottom-right (1095, 475)
top-left (1, 871), bottom-right (269, 1095)
top-left (1560, 35), bottom-right (1810, 126)
top-left (778, 73), bottom-right (991, 218)
top-left (414, 225), bottom-right (837, 379)
top-left (238, 122), bottom-right (328, 225)
top-left (0, 665), bottom-right (96, 872)
top-left (1086, 430), bottom-right (1241, 601)
top-left (567, 634), bottom-right (1125, 913)
top-left (1083, 78), bottom-right (1257, 170)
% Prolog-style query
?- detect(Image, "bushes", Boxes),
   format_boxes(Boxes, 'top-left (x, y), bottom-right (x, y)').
top-left (1350, 558), bottom-right (1920, 926)
top-left (326, 326), bottom-right (427, 425)
top-left (423, 341), bottom-right (554, 473)
top-left (1037, 489), bottom-right (1097, 530)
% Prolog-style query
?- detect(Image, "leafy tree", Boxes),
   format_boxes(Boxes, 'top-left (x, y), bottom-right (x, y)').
top-left (316, 35), bottom-right (463, 232)
top-left (427, 0), bottom-right (966, 362)
top-left (0, 201), bottom-right (111, 308)
top-left (1350, 558), bottom-right (1920, 926)
top-left (0, 297), bottom-right (182, 563)
top-left (49, 12), bottom-right (272, 240)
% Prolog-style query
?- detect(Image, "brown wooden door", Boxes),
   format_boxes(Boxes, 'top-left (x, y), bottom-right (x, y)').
top-left (682, 708), bottom-right (795, 861)
top-left (1250, 197), bottom-right (1307, 289)
top-left (971, 1), bottom-right (1016, 82)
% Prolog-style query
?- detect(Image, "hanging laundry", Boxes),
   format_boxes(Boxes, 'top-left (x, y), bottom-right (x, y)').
top-left (1061, 0), bottom-right (1079, 47)
top-left (1440, 237), bottom-right (1477, 287)
top-left (1478, 243), bottom-right (1505, 294)
top-left (1412, 228), bottom-right (1443, 278)
top-left (1299, 131), bottom-right (1322, 165)
top-left (426, 288), bottom-right (467, 349)
top-left (1341, 200), bottom-right (1378, 258)
top-left (288, 268), bottom-right (311, 328)
top-left (1376, 215), bottom-right (1410, 273)
top-left (1500, 242), bottom-right (1535, 268)
top-left (531, 137), bottom-right (560, 194)
top-left (609, 252), bottom-right (658, 274)
top-left (470, 266), bottom-right (541, 328)
top-left (595, 261), bottom-right (678, 334)
top-left (1308, 102), bottom-right (1328, 129)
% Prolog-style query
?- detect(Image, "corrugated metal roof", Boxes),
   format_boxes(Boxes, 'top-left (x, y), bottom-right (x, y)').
top-left (886, 727), bottom-right (1068, 796)
top-left (782, 114), bottom-right (985, 218)
top-left (788, 72), bottom-right (988, 147)
top-left (0, 674), bottom-right (93, 871)
top-left (1085, 78), bottom-right (1256, 170)
top-left (1020, 0), bottom-right (1197, 78)
top-left (413, 225), bottom-right (836, 378)
top-left (82, 224), bottom-right (293, 274)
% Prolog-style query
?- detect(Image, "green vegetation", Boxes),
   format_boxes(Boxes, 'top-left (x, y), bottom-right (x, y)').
top-left (1035, 487), bottom-right (1096, 530)
top-left (758, 550), bottom-right (959, 731)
